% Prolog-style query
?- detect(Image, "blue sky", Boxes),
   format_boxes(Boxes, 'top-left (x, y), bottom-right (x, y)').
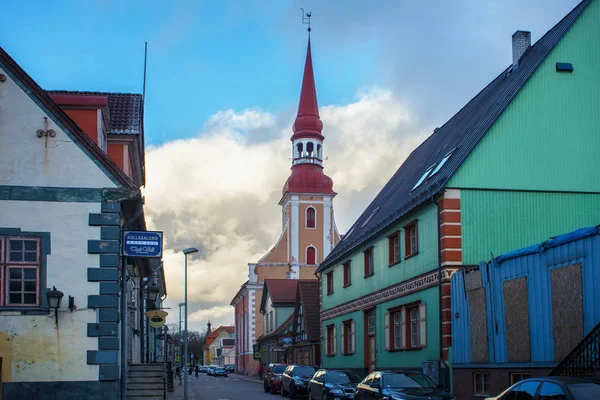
top-left (1, 0), bottom-right (579, 146)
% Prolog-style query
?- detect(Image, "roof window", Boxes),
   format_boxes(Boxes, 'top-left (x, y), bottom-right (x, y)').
top-left (429, 148), bottom-right (456, 179)
top-left (411, 165), bottom-right (435, 192)
top-left (361, 207), bottom-right (380, 229)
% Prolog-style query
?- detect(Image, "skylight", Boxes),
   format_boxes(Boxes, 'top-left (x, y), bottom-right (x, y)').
top-left (361, 207), bottom-right (380, 229)
top-left (429, 148), bottom-right (456, 178)
top-left (411, 165), bottom-right (435, 192)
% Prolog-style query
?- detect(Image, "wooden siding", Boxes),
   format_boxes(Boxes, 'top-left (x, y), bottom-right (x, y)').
top-left (449, 0), bottom-right (600, 192)
top-left (459, 190), bottom-right (600, 265)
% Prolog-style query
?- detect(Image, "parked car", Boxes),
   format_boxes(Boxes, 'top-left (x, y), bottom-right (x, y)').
top-left (213, 366), bottom-right (228, 377)
top-left (485, 376), bottom-right (600, 400)
top-left (224, 364), bottom-right (235, 373)
top-left (308, 369), bottom-right (362, 400)
top-left (199, 365), bottom-right (208, 373)
top-left (207, 365), bottom-right (219, 376)
top-left (355, 370), bottom-right (454, 400)
top-left (264, 363), bottom-right (289, 394)
top-left (281, 365), bottom-right (317, 398)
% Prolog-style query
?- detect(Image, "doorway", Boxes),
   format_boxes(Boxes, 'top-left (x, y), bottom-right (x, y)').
top-left (364, 309), bottom-right (376, 371)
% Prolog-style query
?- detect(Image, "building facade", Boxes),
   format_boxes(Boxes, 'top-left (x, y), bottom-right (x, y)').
top-left (291, 280), bottom-right (321, 367)
top-left (452, 226), bottom-right (600, 399)
top-left (317, 0), bottom-right (600, 390)
top-left (231, 38), bottom-right (341, 375)
top-left (203, 326), bottom-right (234, 366)
top-left (0, 45), bottom-right (164, 399)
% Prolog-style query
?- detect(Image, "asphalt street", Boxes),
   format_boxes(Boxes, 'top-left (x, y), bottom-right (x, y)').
top-left (182, 373), bottom-right (294, 400)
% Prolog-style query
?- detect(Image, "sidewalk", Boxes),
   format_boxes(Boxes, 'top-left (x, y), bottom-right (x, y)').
top-left (166, 378), bottom-right (197, 400)
top-left (230, 373), bottom-right (262, 385)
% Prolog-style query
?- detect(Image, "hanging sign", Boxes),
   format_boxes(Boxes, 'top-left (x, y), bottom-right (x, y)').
top-left (146, 309), bottom-right (168, 328)
top-left (123, 231), bottom-right (163, 258)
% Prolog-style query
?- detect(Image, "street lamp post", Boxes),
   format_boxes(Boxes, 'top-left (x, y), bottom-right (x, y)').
top-left (182, 247), bottom-right (198, 400)
top-left (178, 302), bottom-right (184, 385)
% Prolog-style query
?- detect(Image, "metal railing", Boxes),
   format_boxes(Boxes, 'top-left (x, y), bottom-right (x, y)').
top-left (550, 321), bottom-right (600, 377)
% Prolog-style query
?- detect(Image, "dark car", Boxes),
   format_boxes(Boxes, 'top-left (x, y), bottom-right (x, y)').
top-left (308, 369), bottom-right (362, 399)
top-left (200, 365), bottom-right (208, 373)
top-left (213, 366), bottom-right (228, 377)
top-left (355, 370), bottom-right (455, 400)
top-left (281, 365), bottom-right (317, 398)
top-left (264, 363), bottom-right (289, 395)
top-left (485, 376), bottom-right (600, 400)
top-left (224, 364), bottom-right (235, 373)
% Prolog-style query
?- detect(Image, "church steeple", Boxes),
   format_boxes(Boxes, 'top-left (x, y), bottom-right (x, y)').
top-left (292, 39), bottom-right (323, 141)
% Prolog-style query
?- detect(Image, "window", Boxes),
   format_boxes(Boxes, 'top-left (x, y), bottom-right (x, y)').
top-left (341, 320), bottom-right (355, 355)
top-left (326, 271), bottom-right (333, 295)
top-left (265, 312), bottom-right (269, 332)
top-left (385, 303), bottom-right (427, 351)
top-left (510, 373), bottom-right (532, 385)
top-left (411, 165), bottom-right (435, 191)
top-left (361, 207), bottom-right (380, 229)
top-left (343, 261), bottom-right (351, 287)
top-left (387, 231), bottom-right (400, 265)
top-left (474, 372), bottom-right (491, 395)
top-left (1, 237), bottom-right (41, 306)
top-left (363, 247), bottom-right (374, 277)
top-left (515, 381), bottom-right (541, 400)
top-left (403, 221), bottom-right (418, 258)
top-left (367, 310), bottom-right (376, 335)
top-left (306, 246), bottom-right (316, 264)
top-left (429, 148), bottom-right (455, 178)
top-left (269, 311), bottom-right (274, 332)
top-left (325, 325), bottom-right (336, 356)
top-left (306, 207), bottom-right (316, 228)
top-left (539, 382), bottom-right (567, 400)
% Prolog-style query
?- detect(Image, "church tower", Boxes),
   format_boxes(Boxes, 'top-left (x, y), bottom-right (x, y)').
top-left (231, 37), bottom-right (340, 375)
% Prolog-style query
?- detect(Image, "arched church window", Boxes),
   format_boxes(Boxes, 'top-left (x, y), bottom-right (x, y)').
top-left (306, 246), bottom-right (316, 264)
top-left (306, 207), bottom-right (316, 228)
top-left (317, 144), bottom-right (322, 159)
top-left (296, 142), bottom-right (303, 158)
top-left (307, 142), bottom-right (314, 158)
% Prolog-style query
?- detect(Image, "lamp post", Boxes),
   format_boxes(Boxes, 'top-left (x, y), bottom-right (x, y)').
top-left (46, 286), bottom-right (64, 325)
top-left (178, 302), bottom-right (184, 385)
top-left (182, 247), bottom-right (198, 400)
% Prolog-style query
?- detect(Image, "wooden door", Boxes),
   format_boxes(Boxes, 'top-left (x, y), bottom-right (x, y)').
top-left (364, 309), bottom-right (376, 371)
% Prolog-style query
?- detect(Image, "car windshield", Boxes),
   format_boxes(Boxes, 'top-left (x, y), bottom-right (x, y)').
top-left (567, 382), bottom-right (600, 400)
top-left (382, 372), bottom-right (436, 389)
top-left (328, 371), bottom-right (361, 384)
top-left (272, 365), bottom-right (286, 373)
top-left (294, 366), bottom-right (316, 377)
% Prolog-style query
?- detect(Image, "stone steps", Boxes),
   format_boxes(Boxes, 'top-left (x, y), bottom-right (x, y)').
top-left (127, 363), bottom-right (165, 398)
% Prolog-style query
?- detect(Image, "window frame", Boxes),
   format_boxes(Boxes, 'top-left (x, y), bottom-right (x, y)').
top-left (403, 220), bottom-right (418, 259)
top-left (306, 207), bottom-right (316, 229)
top-left (2, 236), bottom-right (43, 307)
top-left (343, 261), bottom-right (351, 288)
top-left (473, 372), bottom-right (491, 395)
top-left (341, 319), bottom-right (355, 355)
top-left (387, 230), bottom-right (401, 266)
top-left (326, 324), bottom-right (335, 356)
top-left (510, 372), bottom-right (532, 385)
top-left (326, 271), bottom-right (334, 295)
top-left (363, 247), bottom-right (374, 278)
top-left (386, 301), bottom-right (426, 351)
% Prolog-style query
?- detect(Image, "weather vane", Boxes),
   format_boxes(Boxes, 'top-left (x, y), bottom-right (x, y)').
top-left (301, 8), bottom-right (312, 35)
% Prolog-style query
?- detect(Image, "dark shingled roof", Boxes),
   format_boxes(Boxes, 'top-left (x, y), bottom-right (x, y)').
top-left (46, 90), bottom-right (142, 135)
top-left (297, 281), bottom-right (320, 342)
top-left (264, 279), bottom-right (301, 303)
top-left (318, 0), bottom-right (591, 273)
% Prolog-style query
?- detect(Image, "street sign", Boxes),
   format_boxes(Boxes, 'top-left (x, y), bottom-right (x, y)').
top-left (174, 356), bottom-right (180, 362)
top-left (123, 231), bottom-right (163, 258)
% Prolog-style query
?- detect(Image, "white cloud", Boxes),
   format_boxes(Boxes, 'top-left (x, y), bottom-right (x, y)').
top-left (145, 87), bottom-right (429, 332)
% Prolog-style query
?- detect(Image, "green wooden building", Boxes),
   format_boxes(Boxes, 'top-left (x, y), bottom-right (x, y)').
top-left (316, 0), bottom-right (600, 390)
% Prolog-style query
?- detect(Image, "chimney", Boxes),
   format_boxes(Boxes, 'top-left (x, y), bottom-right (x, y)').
top-left (512, 30), bottom-right (531, 68)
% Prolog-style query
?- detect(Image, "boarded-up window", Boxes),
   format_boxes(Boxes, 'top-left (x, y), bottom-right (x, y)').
top-left (468, 287), bottom-right (489, 363)
top-left (551, 263), bottom-right (583, 362)
top-left (504, 277), bottom-right (530, 362)
top-left (307, 247), bottom-right (316, 264)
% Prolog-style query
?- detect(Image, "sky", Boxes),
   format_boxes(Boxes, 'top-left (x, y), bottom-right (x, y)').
top-left (1, 0), bottom-right (581, 332)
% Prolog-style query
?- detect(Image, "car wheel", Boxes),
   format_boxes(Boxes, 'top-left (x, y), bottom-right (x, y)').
top-left (289, 385), bottom-right (296, 399)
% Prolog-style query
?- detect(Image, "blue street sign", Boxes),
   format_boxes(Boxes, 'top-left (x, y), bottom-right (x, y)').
top-left (123, 231), bottom-right (163, 258)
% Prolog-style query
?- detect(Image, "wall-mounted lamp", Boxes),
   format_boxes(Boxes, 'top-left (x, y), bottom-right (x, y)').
top-left (145, 283), bottom-right (160, 309)
top-left (46, 286), bottom-right (64, 325)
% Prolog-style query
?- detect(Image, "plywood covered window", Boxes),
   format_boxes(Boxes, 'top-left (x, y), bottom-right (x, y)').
top-left (306, 207), bottom-right (316, 228)
top-left (1, 237), bottom-right (41, 307)
top-left (306, 246), bottom-right (316, 265)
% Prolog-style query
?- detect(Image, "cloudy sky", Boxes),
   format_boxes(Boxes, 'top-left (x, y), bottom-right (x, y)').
top-left (1, 0), bottom-right (580, 331)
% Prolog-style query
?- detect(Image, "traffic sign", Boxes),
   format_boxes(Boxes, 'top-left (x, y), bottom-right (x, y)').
top-left (123, 231), bottom-right (163, 258)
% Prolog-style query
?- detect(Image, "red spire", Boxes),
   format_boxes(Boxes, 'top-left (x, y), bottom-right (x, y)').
top-left (292, 39), bottom-right (324, 140)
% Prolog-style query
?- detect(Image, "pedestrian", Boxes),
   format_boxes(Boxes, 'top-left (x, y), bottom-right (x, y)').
top-left (189, 363), bottom-right (192, 376)
top-left (175, 365), bottom-right (181, 379)
top-left (195, 364), bottom-right (199, 378)
top-left (258, 363), bottom-right (264, 381)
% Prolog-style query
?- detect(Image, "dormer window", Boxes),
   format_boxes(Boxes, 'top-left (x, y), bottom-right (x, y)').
top-left (306, 207), bottom-right (316, 228)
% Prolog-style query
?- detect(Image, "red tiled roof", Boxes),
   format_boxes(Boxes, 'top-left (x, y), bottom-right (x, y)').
top-left (297, 281), bottom-right (320, 342)
top-left (265, 279), bottom-right (301, 303)
top-left (203, 325), bottom-right (234, 349)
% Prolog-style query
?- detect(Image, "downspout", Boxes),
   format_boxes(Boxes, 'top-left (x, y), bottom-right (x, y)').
top-left (121, 199), bottom-right (144, 400)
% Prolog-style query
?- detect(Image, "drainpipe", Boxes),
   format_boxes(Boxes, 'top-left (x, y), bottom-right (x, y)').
top-left (121, 200), bottom-right (144, 400)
